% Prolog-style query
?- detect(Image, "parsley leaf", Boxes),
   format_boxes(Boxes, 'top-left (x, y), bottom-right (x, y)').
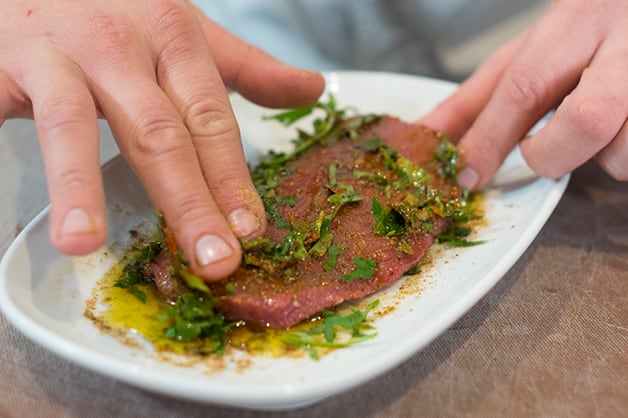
top-left (160, 292), bottom-right (229, 354)
top-left (323, 243), bottom-right (344, 271)
top-left (279, 300), bottom-right (379, 359)
top-left (437, 226), bottom-right (486, 247)
top-left (434, 136), bottom-right (459, 181)
top-left (371, 196), bottom-right (406, 237)
top-left (262, 105), bottom-right (315, 126)
top-left (114, 240), bottom-right (164, 303)
top-left (328, 184), bottom-right (362, 206)
top-left (358, 136), bottom-right (383, 152)
top-left (340, 256), bottom-right (376, 282)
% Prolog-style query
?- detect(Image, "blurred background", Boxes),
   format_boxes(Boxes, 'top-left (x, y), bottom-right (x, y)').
top-left (201, 0), bottom-right (549, 81)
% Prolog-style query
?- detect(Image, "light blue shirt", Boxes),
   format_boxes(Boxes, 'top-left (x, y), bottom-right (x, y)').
top-left (196, 0), bottom-right (547, 79)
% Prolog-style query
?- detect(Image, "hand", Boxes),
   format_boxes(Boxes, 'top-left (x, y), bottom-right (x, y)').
top-left (0, 0), bottom-right (324, 280)
top-left (421, 0), bottom-right (628, 189)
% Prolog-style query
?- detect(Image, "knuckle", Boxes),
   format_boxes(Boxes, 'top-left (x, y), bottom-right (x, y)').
top-left (154, 1), bottom-right (191, 35)
top-left (38, 95), bottom-right (92, 133)
top-left (503, 65), bottom-right (548, 113)
top-left (566, 96), bottom-right (623, 146)
top-left (129, 113), bottom-right (189, 160)
top-left (225, 44), bottom-right (264, 89)
top-left (86, 13), bottom-right (136, 57)
top-left (185, 100), bottom-right (239, 140)
top-left (153, 2), bottom-right (195, 56)
top-left (168, 195), bottom-right (212, 227)
top-left (207, 167), bottom-right (245, 194)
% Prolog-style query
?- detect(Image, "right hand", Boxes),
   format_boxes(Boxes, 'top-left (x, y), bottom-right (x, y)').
top-left (422, 0), bottom-right (628, 190)
top-left (0, 0), bottom-right (324, 280)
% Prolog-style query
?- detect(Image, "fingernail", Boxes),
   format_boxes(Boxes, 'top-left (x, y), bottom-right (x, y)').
top-left (457, 167), bottom-right (479, 189)
top-left (227, 208), bottom-right (261, 238)
top-left (195, 235), bottom-right (233, 266)
top-left (61, 208), bottom-right (95, 237)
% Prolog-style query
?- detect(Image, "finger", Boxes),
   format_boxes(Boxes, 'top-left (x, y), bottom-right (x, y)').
top-left (21, 53), bottom-right (106, 255)
top-left (521, 39), bottom-right (628, 179)
top-left (455, 3), bottom-right (602, 189)
top-left (81, 6), bottom-right (243, 281)
top-left (190, 4), bottom-right (325, 108)
top-left (420, 29), bottom-right (530, 140)
top-left (595, 118), bottom-right (628, 180)
top-left (152, 8), bottom-right (266, 245)
top-left (92, 60), bottom-right (242, 281)
top-left (0, 71), bottom-right (31, 125)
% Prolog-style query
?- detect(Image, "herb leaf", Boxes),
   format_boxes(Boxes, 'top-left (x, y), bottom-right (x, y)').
top-left (340, 256), bottom-right (376, 282)
top-left (160, 292), bottom-right (229, 354)
top-left (371, 196), bottom-right (406, 237)
top-left (437, 226), bottom-right (486, 247)
top-left (279, 300), bottom-right (379, 359)
top-left (114, 240), bottom-right (164, 303)
top-left (323, 243), bottom-right (344, 271)
top-left (262, 105), bottom-right (315, 126)
top-left (434, 136), bottom-right (459, 181)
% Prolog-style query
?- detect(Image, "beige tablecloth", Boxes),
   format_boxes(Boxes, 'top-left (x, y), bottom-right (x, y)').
top-left (0, 119), bottom-right (626, 418)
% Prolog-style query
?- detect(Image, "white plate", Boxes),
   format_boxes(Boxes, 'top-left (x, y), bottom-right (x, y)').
top-left (0, 71), bottom-right (568, 410)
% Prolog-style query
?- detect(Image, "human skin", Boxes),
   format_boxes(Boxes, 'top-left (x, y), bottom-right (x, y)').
top-left (0, 0), bottom-right (324, 281)
top-left (422, 0), bottom-right (628, 189)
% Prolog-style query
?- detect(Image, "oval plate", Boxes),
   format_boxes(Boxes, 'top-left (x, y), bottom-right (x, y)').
top-left (0, 72), bottom-right (568, 410)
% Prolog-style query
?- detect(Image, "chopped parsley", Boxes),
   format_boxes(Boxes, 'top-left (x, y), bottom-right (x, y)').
top-left (371, 196), bottom-right (406, 237)
top-left (436, 225), bottom-right (486, 247)
top-left (434, 136), bottom-right (459, 181)
top-left (159, 292), bottom-right (229, 355)
top-left (279, 300), bottom-right (379, 359)
top-left (340, 256), bottom-right (376, 282)
top-left (262, 104), bottom-right (315, 126)
top-left (323, 243), bottom-right (344, 271)
top-left (113, 240), bottom-right (164, 303)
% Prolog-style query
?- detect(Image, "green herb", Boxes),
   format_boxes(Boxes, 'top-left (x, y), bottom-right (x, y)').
top-left (113, 269), bottom-right (148, 303)
top-left (309, 227), bottom-right (334, 258)
top-left (404, 264), bottom-right (422, 275)
top-left (371, 196), bottom-right (406, 237)
top-left (159, 292), bottom-right (229, 354)
top-left (327, 161), bottom-right (338, 188)
top-left (114, 240), bottom-right (164, 303)
top-left (265, 203), bottom-right (291, 228)
top-left (358, 136), bottom-right (383, 152)
top-left (434, 136), bottom-right (459, 181)
top-left (323, 243), bottom-right (344, 271)
top-left (278, 195), bottom-right (298, 206)
top-left (328, 184), bottom-right (362, 207)
top-left (340, 256), bottom-right (376, 282)
top-left (262, 104), bottom-right (315, 126)
top-left (224, 282), bottom-right (236, 297)
top-left (242, 225), bottom-right (309, 273)
top-left (179, 269), bottom-right (210, 293)
top-left (436, 225), bottom-right (486, 247)
top-left (279, 300), bottom-right (379, 359)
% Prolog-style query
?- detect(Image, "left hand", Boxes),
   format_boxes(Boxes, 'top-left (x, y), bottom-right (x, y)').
top-left (421, 0), bottom-right (628, 189)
